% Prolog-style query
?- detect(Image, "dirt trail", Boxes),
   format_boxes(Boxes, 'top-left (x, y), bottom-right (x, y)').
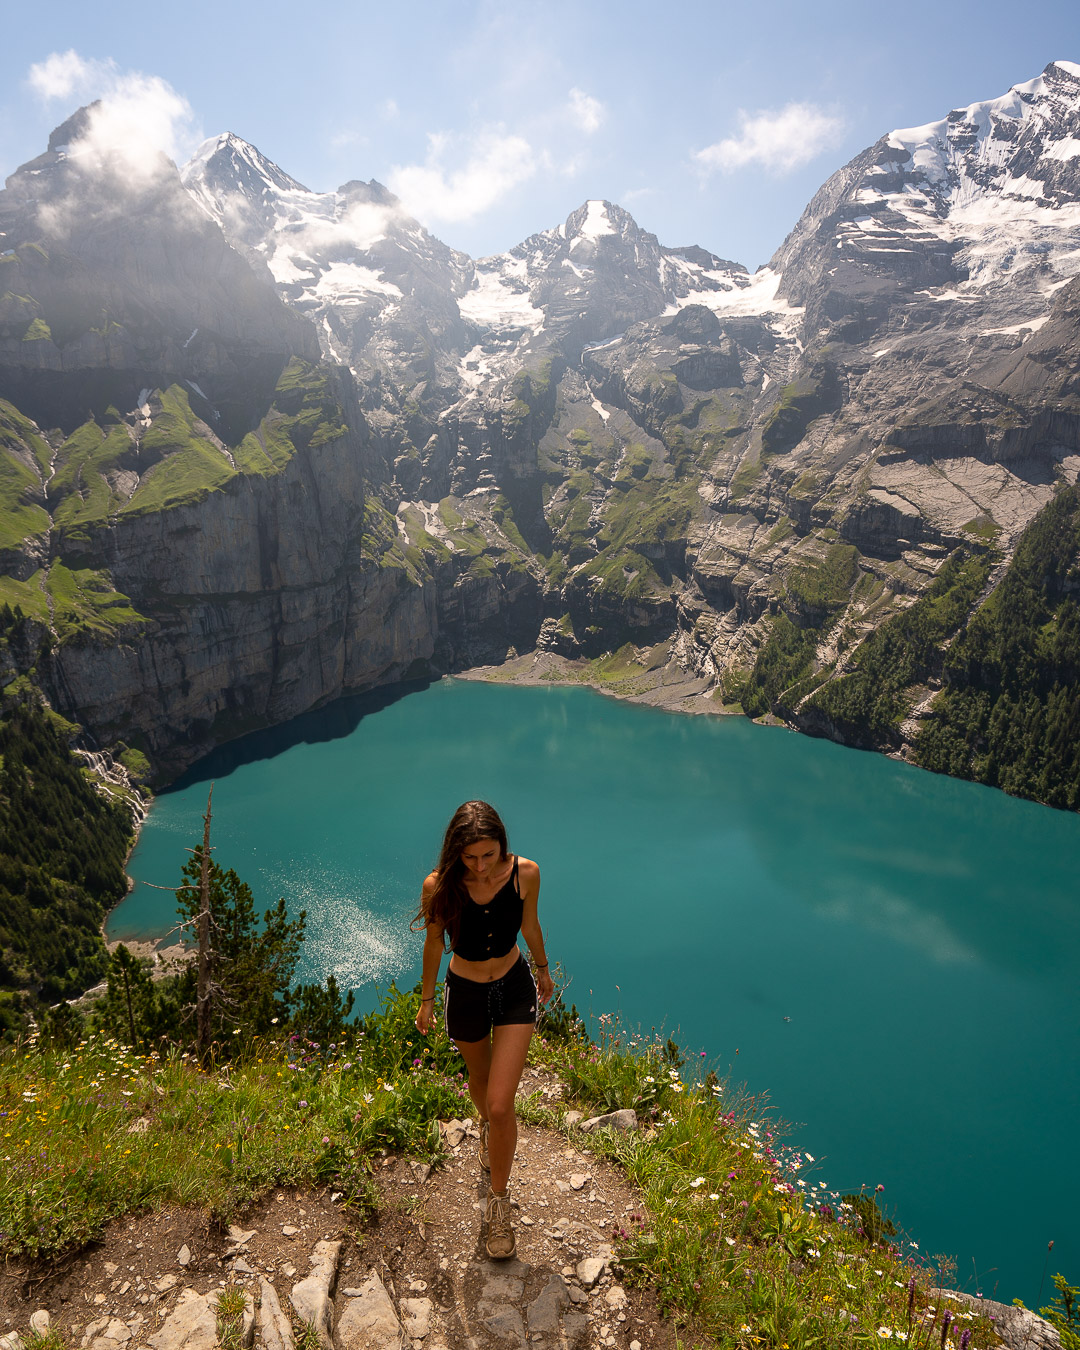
top-left (0, 1070), bottom-right (681, 1350)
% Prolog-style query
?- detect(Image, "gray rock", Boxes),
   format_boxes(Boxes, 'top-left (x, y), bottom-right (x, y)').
top-left (526, 1276), bottom-right (571, 1334)
top-left (282, 1225), bottom-right (300, 1237)
top-left (0, 1335), bottom-right (25, 1350)
top-left (441, 1119), bottom-right (467, 1149)
top-left (289, 1239), bottom-right (341, 1349)
top-left (569, 1173), bottom-right (589, 1191)
top-left (399, 1298), bottom-right (432, 1339)
top-left (480, 1273), bottom-right (524, 1302)
top-left (604, 1286), bottom-right (628, 1310)
top-left (563, 1111), bottom-right (583, 1127)
top-left (482, 1306), bottom-right (525, 1344)
top-left (153, 1275), bottom-right (178, 1294)
top-left (409, 1161), bottom-right (432, 1185)
top-left (335, 1272), bottom-right (406, 1349)
top-left (147, 1290), bottom-right (217, 1350)
top-left (576, 1257), bottom-right (606, 1289)
top-left (938, 1292), bottom-right (1061, 1350)
top-left (228, 1226), bottom-right (257, 1245)
top-left (579, 1109), bottom-right (637, 1133)
top-left (231, 1258), bottom-right (255, 1275)
top-left (258, 1279), bottom-right (294, 1350)
top-left (177, 1246), bottom-right (192, 1267)
top-left (29, 1314), bottom-right (50, 1336)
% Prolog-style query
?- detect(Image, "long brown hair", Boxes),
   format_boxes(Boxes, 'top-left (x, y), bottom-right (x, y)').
top-left (411, 800), bottom-right (509, 950)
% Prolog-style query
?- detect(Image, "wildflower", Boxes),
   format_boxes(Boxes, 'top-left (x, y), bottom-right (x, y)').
top-left (690, 1177), bottom-right (705, 1188)
top-left (804, 1152), bottom-right (815, 1162)
top-left (725, 1237), bottom-right (736, 1246)
top-left (299, 1100), bottom-right (308, 1108)
top-left (877, 1328), bottom-right (893, 1339)
top-left (709, 1194), bottom-right (720, 1201)
top-left (322, 1136), bottom-right (330, 1144)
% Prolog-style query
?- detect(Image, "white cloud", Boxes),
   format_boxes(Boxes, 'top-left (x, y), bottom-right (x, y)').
top-left (24, 50), bottom-right (198, 182)
top-left (694, 102), bottom-right (846, 176)
top-left (568, 87), bottom-right (604, 135)
top-left (388, 129), bottom-right (535, 224)
top-left (27, 49), bottom-right (115, 102)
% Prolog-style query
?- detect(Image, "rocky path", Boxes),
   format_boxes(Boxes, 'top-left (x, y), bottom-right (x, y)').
top-left (0, 1073), bottom-right (679, 1350)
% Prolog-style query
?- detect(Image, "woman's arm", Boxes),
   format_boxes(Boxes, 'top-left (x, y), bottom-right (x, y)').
top-left (415, 875), bottom-right (445, 1034)
top-left (518, 858), bottom-right (555, 1005)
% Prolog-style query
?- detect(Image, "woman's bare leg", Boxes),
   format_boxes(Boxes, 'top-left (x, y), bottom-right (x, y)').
top-left (455, 1037), bottom-right (492, 1125)
top-left (483, 1022), bottom-right (534, 1193)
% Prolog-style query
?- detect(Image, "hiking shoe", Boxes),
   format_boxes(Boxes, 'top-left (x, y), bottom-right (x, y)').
top-left (485, 1190), bottom-right (515, 1260)
top-left (478, 1118), bottom-right (490, 1171)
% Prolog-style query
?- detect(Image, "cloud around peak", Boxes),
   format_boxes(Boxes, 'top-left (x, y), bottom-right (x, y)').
top-left (26, 49), bottom-right (200, 185)
top-left (694, 102), bottom-right (846, 176)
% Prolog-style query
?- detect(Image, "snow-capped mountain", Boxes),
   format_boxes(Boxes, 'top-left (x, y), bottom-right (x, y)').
top-left (182, 133), bottom-right (474, 400)
top-left (181, 136), bottom-right (800, 399)
top-left (774, 60), bottom-right (1080, 331)
top-left (6, 63), bottom-right (1080, 784)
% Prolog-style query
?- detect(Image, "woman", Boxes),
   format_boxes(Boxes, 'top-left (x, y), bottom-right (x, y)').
top-left (413, 800), bottom-right (554, 1260)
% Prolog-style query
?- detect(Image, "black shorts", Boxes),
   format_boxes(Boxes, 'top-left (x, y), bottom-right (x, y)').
top-left (444, 952), bottom-right (538, 1043)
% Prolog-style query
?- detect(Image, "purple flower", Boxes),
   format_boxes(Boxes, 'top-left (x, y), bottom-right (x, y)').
top-left (299, 1099), bottom-right (308, 1108)
top-left (322, 1136), bottom-right (330, 1145)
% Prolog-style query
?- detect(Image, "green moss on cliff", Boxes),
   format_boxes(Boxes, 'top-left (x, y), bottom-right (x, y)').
top-left (0, 573), bottom-right (49, 625)
top-left (50, 422), bottom-right (136, 543)
top-left (123, 388), bottom-right (233, 517)
top-left (46, 564), bottom-right (149, 642)
top-left (0, 401), bottom-right (51, 550)
top-left (0, 399), bottom-right (51, 477)
top-left (21, 317), bottom-right (52, 342)
top-left (0, 454), bottom-right (49, 551)
top-left (760, 361), bottom-right (841, 457)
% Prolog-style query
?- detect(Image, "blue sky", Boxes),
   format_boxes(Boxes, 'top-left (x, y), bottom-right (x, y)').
top-left (2, 0), bottom-right (1078, 268)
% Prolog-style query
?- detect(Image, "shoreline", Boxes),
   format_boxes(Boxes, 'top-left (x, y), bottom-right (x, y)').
top-left (452, 645), bottom-right (754, 719)
top-left (103, 647), bottom-right (756, 954)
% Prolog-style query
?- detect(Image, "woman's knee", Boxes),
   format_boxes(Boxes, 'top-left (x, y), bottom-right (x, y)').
top-left (487, 1094), bottom-right (517, 1128)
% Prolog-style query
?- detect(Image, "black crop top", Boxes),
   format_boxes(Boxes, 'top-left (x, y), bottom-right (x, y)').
top-left (453, 857), bottom-right (524, 961)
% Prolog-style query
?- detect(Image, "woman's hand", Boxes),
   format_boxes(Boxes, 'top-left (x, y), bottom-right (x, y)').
top-left (536, 966), bottom-right (555, 1006)
top-left (415, 999), bottom-right (434, 1035)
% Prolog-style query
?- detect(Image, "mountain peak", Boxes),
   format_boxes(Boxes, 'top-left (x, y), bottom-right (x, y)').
top-left (562, 199), bottom-right (643, 245)
top-left (182, 133), bottom-right (310, 199)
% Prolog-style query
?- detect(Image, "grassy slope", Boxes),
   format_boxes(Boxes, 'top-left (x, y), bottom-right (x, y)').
top-left (0, 995), bottom-right (1022, 1349)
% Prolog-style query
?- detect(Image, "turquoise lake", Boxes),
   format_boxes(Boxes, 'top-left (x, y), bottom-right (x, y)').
top-left (111, 677), bottom-right (1080, 1308)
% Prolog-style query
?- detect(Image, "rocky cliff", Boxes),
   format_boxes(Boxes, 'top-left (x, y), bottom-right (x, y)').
top-left (3, 64), bottom-right (1080, 792)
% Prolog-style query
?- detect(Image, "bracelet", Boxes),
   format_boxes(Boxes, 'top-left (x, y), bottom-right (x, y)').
top-left (535, 962), bottom-right (549, 970)
top-left (420, 996), bottom-right (435, 1003)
